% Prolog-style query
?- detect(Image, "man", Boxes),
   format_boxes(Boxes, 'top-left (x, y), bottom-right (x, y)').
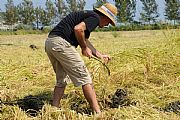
top-left (45, 3), bottom-right (117, 114)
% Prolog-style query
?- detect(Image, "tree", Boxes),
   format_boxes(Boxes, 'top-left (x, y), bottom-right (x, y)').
top-left (93, 0), bottom-right (107, 8)
top-left (38, 7), bottom-right (49, 25)
top-left (66, 0), bottom-right (77, 11)
top-left (44, 0), bottom-right (56, 25)
top-left (17, 0), bottom-right (35, 25)
top-left (77, 0), bottom-right (86, 11)
top-left (139, 0), bottom-right (159, 24)
top-left (34, 1), bottom-right (55, 26)
top-left (164, 0), bottom-right (180, 25)
top-left (66, 0), bottom-right (86, 12)
top-left (55, 0), bottom-right (67, 20)
top-left (4, 0), bottom-right (18, 25)
top-left (34, 6), bottom-right (44, 29)
top-left (115, 0), bottom-right (136, 23)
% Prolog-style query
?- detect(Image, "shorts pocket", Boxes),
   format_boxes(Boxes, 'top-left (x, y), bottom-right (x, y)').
top-left (52, 46), bottom-right (63, 52)
top-left (63, 41), bottom-right (71, 47)
top-left (72, 65), bottom-right (88, 77)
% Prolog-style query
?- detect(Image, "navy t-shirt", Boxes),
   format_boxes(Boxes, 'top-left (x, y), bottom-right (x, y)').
top-left (49, 10), bottom-right (100, 47)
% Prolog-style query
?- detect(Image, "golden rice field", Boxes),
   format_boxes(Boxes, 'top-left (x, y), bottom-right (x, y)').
top-left (0, 29), bottom-right (180, 120)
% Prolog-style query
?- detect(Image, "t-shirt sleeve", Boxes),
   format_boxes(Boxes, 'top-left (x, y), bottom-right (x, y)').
top-left (83, 13), bottom-right (100, 32)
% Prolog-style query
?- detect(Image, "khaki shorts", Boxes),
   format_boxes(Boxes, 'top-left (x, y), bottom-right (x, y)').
top-left (45, 36), bottom-right (92, 87)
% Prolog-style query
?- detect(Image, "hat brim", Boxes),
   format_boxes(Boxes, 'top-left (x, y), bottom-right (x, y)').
top-left (95, 8), bottom-right (116, 26)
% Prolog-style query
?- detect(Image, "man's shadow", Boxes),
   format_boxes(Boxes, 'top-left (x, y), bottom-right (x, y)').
top-left (18, 92), bottom-right (52, 115)
top-left (1, 91), bottom-right (92, 117)
top-left (1, 89), bottom-right (136, 117)
top-left (1, 91), bottom-right (52, 117)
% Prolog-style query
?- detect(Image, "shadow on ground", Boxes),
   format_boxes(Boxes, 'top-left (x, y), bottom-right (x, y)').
top-left (18, 92), bottom-right (52, 116)
top-left (0, 91), bottom-right (52, 116)
top-left (162, 101), bottom-right (180, 115)
top-left (0, 43), bottom-right (13, 46)
top-left (0, 88), bottom-right (137, 116)
top-left (67, 89), bottom-right (137, 115)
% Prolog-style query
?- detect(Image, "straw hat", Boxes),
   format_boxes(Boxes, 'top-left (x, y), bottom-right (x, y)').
top-left (95, 3), bottom-right (117, 26)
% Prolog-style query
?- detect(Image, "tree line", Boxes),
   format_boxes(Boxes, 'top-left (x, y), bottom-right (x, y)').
top-left (3, 0), bottom-right (86, 26)
top-left (100, 0), bottom-right (180, 25)
top-left (2, 0), bottom-right (180, 27)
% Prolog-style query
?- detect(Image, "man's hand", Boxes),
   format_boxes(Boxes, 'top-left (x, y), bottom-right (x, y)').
top-left (85, 39), bottom-right (111, 63)
top-left (101, 54), bottom-right (111, 64)
top-left (82, 47), bottom-right (93, 58)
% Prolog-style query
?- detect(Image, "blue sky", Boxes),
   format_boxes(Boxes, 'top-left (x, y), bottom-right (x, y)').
top-left (0, 0), bottom-right (114, 10)
top-left (0, 0), bottom-right (165, 20)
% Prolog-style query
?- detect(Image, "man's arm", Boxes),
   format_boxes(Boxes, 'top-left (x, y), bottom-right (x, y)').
top-left (86, 39), bottom-right (101, 58)
top-left (74, 22), bottom-right (111, 63)
top-left (74, 22), bottom-right (92, 58)
top-left (86, 39), bottom-right (111, 63)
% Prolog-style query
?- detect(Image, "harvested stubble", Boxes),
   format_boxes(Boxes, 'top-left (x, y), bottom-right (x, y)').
top-left (0, 30), bottom-right (180, 119)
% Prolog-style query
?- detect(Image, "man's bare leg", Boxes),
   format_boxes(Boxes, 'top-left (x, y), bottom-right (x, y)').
top-left (82, 84), bottom-right (101, 113)
top-left (52, 86), bottom-right (66, 107)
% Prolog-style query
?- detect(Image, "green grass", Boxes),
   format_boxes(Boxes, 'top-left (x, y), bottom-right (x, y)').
top-left (0, 29), bottom-right (180, 120)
